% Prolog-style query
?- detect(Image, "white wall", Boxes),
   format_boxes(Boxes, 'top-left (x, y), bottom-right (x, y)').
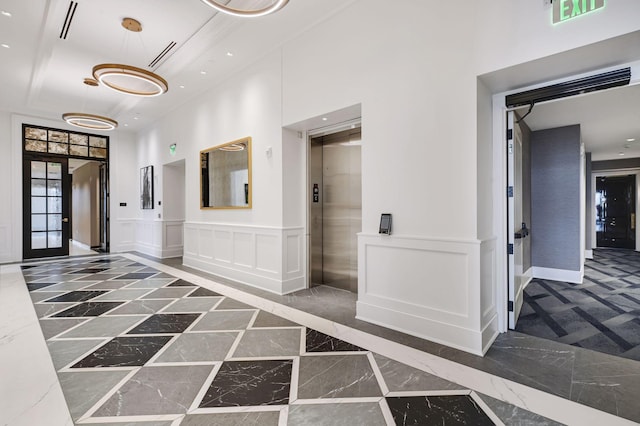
top-left (71, 162), bottom-right (100, 247)
top-left (0, 111), bottom-right (13, 262)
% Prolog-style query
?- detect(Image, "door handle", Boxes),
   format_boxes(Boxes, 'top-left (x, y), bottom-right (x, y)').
top-left (62, 218), bottom-right (69, 223)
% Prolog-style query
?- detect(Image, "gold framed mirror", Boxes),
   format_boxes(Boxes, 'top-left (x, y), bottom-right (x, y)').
top-left (200, 137), bottom-right (252, 209)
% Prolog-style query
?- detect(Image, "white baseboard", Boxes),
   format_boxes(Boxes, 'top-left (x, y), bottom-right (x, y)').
top-left (522, 267), bottom-right (533, 288)
top-left (532, 266), bottom-right (582, 284)
top-left (585, 249), bottom-right (593, 259)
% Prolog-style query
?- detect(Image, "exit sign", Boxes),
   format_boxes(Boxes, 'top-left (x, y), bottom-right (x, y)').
top-left (553, 0), bottom-right (605, 24)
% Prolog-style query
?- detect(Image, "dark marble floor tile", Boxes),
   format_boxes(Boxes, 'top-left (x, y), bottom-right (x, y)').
top-left (167, 278), bottom-right (196, 287)
top-left (188, 287), bottom-right (222, 297)
top-left (199, 360), bottom-right (293, 407)
top-left (306, 328), bottom-right (366, 352)
top-left (68, 268), bottom-right (111, 274)
top-left (476, 392), bottom-right (563, 426)
top-left (126, 313), bottom-right (201, 334)
top-left (181, 412), bottom-right (279, 426)
top-left (26, 282), bottom-right (58, 291)
top-left (71, 336), bottom-right (173, 368)
top-left (386, 395), bottom-right (495, 426)
top-left (52, 301), bottom-right (124, 317)
top-left (114, 272), bottom-right (157, 280)
top-left (43, 290), bottom-right (108, 303)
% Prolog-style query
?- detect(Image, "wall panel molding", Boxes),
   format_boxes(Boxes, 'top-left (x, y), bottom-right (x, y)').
top-left (111, 218), bottom-right (184, 259)
top-left (356, 233), bottom-right (492, 355)
top-left (183, 222), bottom-right (304, 295)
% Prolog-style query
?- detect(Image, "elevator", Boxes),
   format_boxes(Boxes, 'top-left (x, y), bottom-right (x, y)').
top-left (309, 127), bottom-right (362, 293)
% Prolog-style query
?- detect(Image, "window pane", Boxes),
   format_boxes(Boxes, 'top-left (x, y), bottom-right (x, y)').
top-left (70, 133), bottom-right (88, 146)
top-left (31, 179), bottom-right (46, 196)
top-left (25, 139), bottom-right (47, 152)
top-left (48, 231), bottom-right (62, 248)
top-left (32, 215), bottom-right (46, 231)
top-left (89, 136), bottom-right (107, 148)
top-left (32, 233), bottom-right (46, 249)
top-left (26, 127), bottom-right (47, 140)
top-left (47, 162), bottom-right (62, 179)
top-left (32, 197), bottom-right (46, 213)
top-left (48, 130), bottom-right (68, 143)
top-left (31, 161), bottom-right (46, 179)
top-left (70, 145), bottom-right (89, 157)
top-left (48, 214), bottom-right (62, 231)
top-left (89, 147), bottom-right (107, 159)
top-left (47, 180), bottom-right (62, 196)
top-left (48, 197), bottom-right (62, 213)
top-left (48, 142), bottom-right (69, 155)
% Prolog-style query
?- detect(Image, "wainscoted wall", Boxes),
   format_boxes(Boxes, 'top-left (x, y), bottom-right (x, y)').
top-left (183, 222), bottom-right (305, 295)
top-left (356, 233), bottom-right (495, 356)
top-left (111, 219), bottom-right (183, 259)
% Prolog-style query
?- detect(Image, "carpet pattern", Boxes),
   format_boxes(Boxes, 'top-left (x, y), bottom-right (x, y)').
top-left (516, 249), bottom-right (640, 361)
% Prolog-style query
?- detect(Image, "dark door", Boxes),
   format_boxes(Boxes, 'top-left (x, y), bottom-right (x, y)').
top-left (23, 156), bottom-right (70, 259)
top-left (596, 175), bottom-right (636, 249)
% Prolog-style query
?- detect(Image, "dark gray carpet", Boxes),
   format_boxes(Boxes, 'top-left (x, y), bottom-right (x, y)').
top-left (516, 249), bottom-right (640, 361)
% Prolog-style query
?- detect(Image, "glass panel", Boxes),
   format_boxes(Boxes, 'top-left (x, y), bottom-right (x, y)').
top-left (70, 133), bottom-right (88, 146)
top-left (31, 161), bottom-right (46, 179)
top-left (25, 139), bottom-right (47, 152)
top-left (32, 197), bottom-right (46, 213)
top-left (47, 180), bottom-right (62, 196)
top-left (32, 215), bottom-right (46, 232)
top-left (48, 130), bottom-right (68, 143)
top-left (69, 144), bottom-right (89, 157)
top-left (89, 147), bottom-right (107, 159)
top-left (32, 233), bottom-right (46, 249)
top-left (48, 197), bottom-right (62, 213)
top-left (47, 231), bottom-right (62, 248)
top-left (48, 142), bottom-right (69, 155)
top-left (47, 162), bottom-right (62, 179)
top-left (89, 136), bottom-right (107, 148)
top-left (48, 214), bottom-right (62, 231)
top-left (25, 127), bottom-right (47, 141)
top-left (31, 179), bottom-right (46, 196)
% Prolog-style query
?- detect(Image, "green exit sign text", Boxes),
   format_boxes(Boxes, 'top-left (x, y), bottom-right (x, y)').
top-left (553, 0), bottom-right (605, 24)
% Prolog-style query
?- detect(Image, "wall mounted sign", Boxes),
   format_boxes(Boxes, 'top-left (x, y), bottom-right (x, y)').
top-left (169, 143), bottom-right (176, 156)
top-left (553, 0), bottom-right (605, 24)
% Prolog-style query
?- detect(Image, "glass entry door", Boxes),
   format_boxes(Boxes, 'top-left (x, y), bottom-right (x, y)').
top-left (23, 157), bottom-right (70, 259)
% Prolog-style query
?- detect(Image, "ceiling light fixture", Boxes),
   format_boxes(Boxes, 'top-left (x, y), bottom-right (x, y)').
top-left (200, 0), bottom-right (289, 17)
top-left (1, 43), bottom-right (9, 49)
top-left (627, 138), bottom-right (636, 142)
top-left (226, 52), bottom-right (234, 57)
top-left (92, 18), bottom-right (168, 97)
top-left (1, 10), bottom-right (11, 17)
top-left (62, 113), bottom-right (118, 131)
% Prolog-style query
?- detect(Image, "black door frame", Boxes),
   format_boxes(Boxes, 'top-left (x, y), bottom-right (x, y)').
top-left (22, 155), bottom-right (71, 259)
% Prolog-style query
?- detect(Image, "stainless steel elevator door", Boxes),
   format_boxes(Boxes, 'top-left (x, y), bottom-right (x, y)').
top-left (310, 128), bottom-right (362, 293)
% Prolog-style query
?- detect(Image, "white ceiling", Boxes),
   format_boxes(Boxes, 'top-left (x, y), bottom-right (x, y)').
top-left (0, 0), bottom-right (354, 131)
top-left (0, 0), bottom-right (638, 161)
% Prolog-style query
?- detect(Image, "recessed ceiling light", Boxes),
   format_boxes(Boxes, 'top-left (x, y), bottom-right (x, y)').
top-left (627, 138), bottom-right (636, 142)
top-left (124, 123), bottom-right (129, 127)
top-left (322, 117), bottom-right (328, 121)
top-left (1, 11), bottom-right (12, 17)
top-left (200, 70), bottom-right (207, 75)
top-left (619, 152), bottom-right (625, 156)
top-left (226, 52), bottom-right (234, 57)
top-left (1, 43), bottom-right (10, 49)
top-left (179, 85), bottom-right (185, 89)
top-left (133, 116), bottom-right (139, 120)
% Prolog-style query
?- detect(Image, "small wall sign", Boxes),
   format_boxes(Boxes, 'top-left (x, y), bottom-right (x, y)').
top-left (553, 0), bottom-right (605, 24)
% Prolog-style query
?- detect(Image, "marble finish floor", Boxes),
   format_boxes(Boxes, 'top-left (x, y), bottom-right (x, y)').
top-left (2, 254), bottom-right (638, 425)
top-left (517, 248), bottom-right (640, 361)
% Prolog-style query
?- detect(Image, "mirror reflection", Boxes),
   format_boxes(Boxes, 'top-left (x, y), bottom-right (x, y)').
top-left (200, 137), bottom-right (252, 209)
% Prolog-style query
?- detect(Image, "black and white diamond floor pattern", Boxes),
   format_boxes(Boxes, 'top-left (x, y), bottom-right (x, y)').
top-left (23, 255), bottom-right (560, 425)
top-left (517, 249), bottom-right (640, 361)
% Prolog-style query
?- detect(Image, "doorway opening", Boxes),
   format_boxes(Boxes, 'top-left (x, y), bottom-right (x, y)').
top-left (162, 159), bottom-right (186, 259)
top-left (22, 124), bottom-right (110, 260)
top-left (499, 76), bottom-right (640, 361)
top-left (308, 127), bottom-right (362, 293)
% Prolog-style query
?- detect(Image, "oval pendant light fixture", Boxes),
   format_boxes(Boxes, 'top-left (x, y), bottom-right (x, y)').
top-left (62, 113), bottom-right (118, 131)
top-left (200, 0), bottom-right (289, 17)
top-left (93, 63), bottom-right (168, 97)
top-left (92, 18), bottom-right (168, 97)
